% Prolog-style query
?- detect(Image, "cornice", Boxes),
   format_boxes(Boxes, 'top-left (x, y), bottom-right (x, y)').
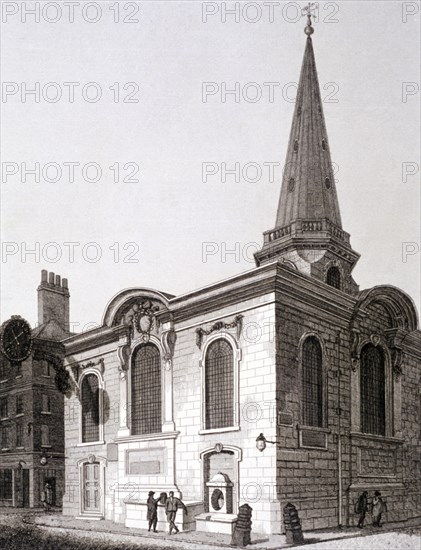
top-left (274, 264), bottom-right (357, 324)
top-left (63, 324), bottom-right (128, 355)
top-left (169, 262), bottom-right (278, 323)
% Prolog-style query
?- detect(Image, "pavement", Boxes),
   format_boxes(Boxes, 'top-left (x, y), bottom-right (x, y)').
top-left (2, 508), bottom-right (420, 549)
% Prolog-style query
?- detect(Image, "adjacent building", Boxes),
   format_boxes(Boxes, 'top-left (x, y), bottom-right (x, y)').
top-left (0, 272), bottom-right (69, 508)
top-left (61, 20), bottom-right (421, 534)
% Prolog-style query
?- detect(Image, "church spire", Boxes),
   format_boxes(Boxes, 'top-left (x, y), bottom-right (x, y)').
top-left (255, 8), bottom-right (360, 294)
top-left (276, 7), bottom-right (342, 229)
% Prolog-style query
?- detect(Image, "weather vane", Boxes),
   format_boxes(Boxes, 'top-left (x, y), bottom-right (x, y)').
top-left (302, 2), bottom-right (317, 35)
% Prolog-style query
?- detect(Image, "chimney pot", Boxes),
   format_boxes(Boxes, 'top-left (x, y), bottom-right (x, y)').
top-left (38, 273), bottom-right (70, 333)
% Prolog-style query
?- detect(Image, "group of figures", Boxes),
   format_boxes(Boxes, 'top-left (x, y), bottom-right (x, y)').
top-left (146, 490), bottom-right (188, 535)
top-left (355, 491), bottom-right (388, 528)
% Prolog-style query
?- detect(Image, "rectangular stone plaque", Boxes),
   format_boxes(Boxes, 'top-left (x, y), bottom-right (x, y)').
top-left (300, 429), bottom-right (326, 449)
top-left (126, 448), bottom-right (166, 476)
top-left (278, 412), bottom-right (293, 426)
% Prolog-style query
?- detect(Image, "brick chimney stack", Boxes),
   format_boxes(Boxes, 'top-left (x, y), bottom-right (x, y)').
top-left (37, 270), bottom-right (70, 333)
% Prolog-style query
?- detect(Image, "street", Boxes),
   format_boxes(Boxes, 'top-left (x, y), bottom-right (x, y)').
top-left (0, 511), bottom-right (420, 550)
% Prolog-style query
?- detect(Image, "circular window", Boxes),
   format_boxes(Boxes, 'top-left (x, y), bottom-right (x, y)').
top-left (325, 177), bottom-right (331, 189)
top-left (288, 177), bottom-right (295, 192)
top-left (211, 489), bottom-right (224, 511)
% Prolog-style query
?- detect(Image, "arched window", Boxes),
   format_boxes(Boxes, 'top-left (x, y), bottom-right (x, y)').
top-left (326, 266), bottom-right (341, 289)
top-left (302, 336), bottom-right (323, 427)
top-left (131, 344), bottom-right (161, 435)
top-left (360, 345), bottom-right (385, 436)
top-left (81, 373), bottom-right (100, 443)
top-left (205, 339), bottom-right (234, 430)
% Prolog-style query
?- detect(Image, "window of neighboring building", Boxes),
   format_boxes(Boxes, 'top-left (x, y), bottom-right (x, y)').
top-left (302, 336), bottom-right (324, 427)
top-left (0, 357), bottom-right (7, 381)
top-left (41, 360), bottom-right (52, 377)
top-left (16, 424), bottom-right (23, 448)
top-left (41, 424), bottom-right (50, 447)
top-left (204, 339), bottom-right (234, 430)
top-left (42, 394), bottom-right (51, 414)
top-left (360, 344), bottom-right (385, 436)
top-left (15, 363), bottom-right (22, 377)
top-left (81, 373), bottom-right (100, 443)
top-left (131, 344), bottom-right (162, 435)
top-left (1, 426), bottom-right (10, 450)
top-left (326, 266), bottom-right (341, 289)
top-left (0, 398), bottom-right (8, 419)
top-left (0, 470), bottom-right (12, 499)
top-left (16, 395), bottom-right (23, 416)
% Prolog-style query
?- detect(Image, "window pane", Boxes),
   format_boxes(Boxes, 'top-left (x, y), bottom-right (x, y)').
top-left (41, 425), bottom-right (50, 446)
top-left (16, 424), bottom-right (23, 447)
top-left (0, 398), bottom-right (8, 419)
top-left (0, 470), bottom-right (12, 499)
top-left (131, 344), bottom-right (161, 435)
top-left (81, 374), bottom-right (100, 443)
top-left (16, 395), bottom-right (23, 415)
top-left (302, 337), bottom-right (323, 427)
top-left (326, 266), bottom-right (341, 289)
top-left (205, 339), bottom-right (234, 430)
top-left (360, 345), bottom-right (385, 436)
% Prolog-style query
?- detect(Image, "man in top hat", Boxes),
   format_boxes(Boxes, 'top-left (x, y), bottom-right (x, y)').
top-left (146, 490), bottom-right (160, 532)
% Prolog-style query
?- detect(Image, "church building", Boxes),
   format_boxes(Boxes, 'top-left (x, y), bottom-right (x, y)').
top-left (62, 17), bottom-right (421, 534)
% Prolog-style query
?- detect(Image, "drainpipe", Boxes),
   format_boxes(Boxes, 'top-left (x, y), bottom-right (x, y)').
top-left (336, 330), bottom-right (342, 528)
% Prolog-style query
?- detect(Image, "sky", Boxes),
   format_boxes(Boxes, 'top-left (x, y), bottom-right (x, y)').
top-left (1, 0), bottom-right (420, 332)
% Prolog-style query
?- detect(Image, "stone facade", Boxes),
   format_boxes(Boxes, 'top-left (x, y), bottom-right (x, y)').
top-left (61, 20), bottom-right (421, 536)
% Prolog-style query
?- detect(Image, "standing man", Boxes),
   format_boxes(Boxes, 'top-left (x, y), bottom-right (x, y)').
top-left (165, 491), bottom-right (187, 535)
top-left (147, 491), bottom-right (159, 532)
top-left (355, 491), bottom-right (368, 528)
top-left (372, 491), bottom-right (387, 527)
top-left (41, 482), bottom-right (53, 512)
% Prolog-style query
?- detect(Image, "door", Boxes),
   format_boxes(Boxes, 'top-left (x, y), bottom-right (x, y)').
top-left (22, 470), bottom-right (29, 508)
top-left (83, 463), bottom-right (100, 513)
top-left (44, 477), bottom-right (56, 507)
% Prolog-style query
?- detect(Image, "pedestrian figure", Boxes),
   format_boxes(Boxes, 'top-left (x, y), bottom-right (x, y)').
top-left (355, 491), bottom-right (368, 528)
top-left (147, 490), bottom-right (159, 532)
top-left (372, 491), bottom-right (387, 527)
top-left (41, 482), bottom-right (53, 512)
top-left (165, 491), bottom-right (187, 535)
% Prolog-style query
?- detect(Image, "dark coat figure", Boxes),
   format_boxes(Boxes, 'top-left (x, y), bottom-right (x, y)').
top-left (165, 491), bottom-right (187, 534)
top-left (146, 491), bottom-right (159, 532)
top-left (372, 491), bottom-right (387, 527)
top-left (41, 483), bottom-right (53, 512)
top-left (355, 491), bottom-right (368, 528)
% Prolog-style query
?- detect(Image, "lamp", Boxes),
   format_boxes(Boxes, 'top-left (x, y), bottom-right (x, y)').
top-left (256, 433), bottom-right (276, 452)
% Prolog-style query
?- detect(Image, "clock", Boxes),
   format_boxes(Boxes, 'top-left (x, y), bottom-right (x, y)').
top-left (0, 316), bottom-right (32, 363)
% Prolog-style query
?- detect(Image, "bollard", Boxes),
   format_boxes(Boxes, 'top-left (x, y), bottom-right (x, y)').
top-left (231, 503), bottom-right (253, 547)
top-left (283, 502), bottom-right (304, 545)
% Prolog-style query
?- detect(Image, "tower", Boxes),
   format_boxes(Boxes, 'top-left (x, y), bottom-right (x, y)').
top-left (255, 8), bottom-right (360, 295)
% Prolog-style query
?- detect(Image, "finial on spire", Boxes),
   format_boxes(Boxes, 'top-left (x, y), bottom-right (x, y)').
top-left (302, 2), bottom-right (316, 36)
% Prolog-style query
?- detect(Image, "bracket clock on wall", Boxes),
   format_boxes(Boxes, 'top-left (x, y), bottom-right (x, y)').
top-left (0, 315), bottom-right (33, 363)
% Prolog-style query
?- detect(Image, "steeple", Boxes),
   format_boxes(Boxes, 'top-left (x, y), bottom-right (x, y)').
top-left (255, 7), bottom-right (360, 294)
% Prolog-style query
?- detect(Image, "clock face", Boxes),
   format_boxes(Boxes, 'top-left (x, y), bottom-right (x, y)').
top-left (1, 317), bottom-right (32, 363)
